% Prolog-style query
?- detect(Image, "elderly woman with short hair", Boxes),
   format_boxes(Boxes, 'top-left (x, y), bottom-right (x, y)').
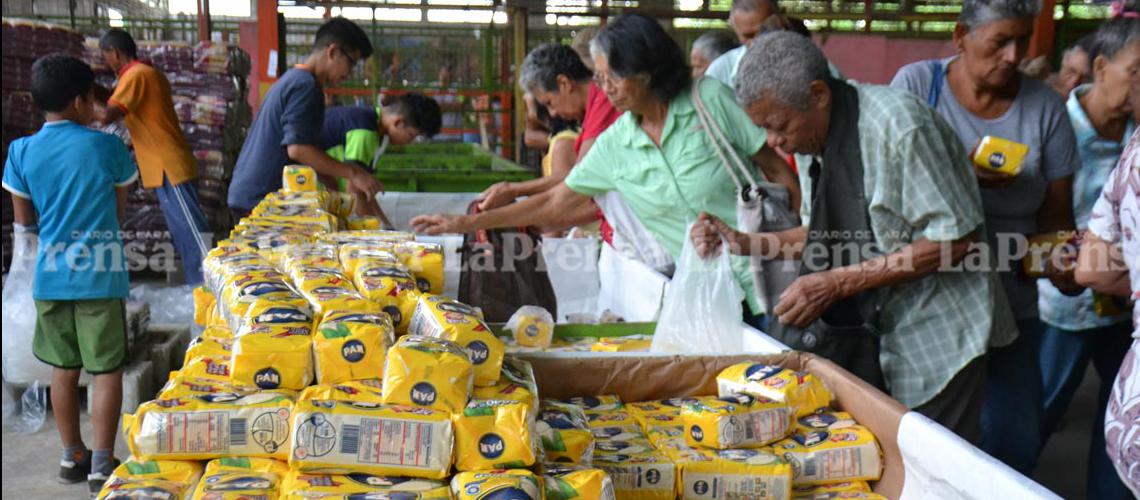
top-left (891, 0), bottom-right (1081, 473)
top-left (692, 31), bottom-right (1014, 444)
top-left (690, 32), bottom-right (739, 78)
top-left (413, 13), bottom-right (799, 323)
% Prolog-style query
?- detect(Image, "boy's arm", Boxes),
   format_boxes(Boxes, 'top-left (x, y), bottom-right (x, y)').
top-left (10, 195), bottom-right (36, 227)
top-left (116, 186), bottom-right (129, 223)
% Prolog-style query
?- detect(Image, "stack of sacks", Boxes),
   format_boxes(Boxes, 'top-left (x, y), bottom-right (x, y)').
top-left (94, 459), bottom-right (203, 499)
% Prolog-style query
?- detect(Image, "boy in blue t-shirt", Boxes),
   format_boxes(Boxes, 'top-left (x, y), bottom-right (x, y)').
top-left (2, 54), bottom-right (137, 494)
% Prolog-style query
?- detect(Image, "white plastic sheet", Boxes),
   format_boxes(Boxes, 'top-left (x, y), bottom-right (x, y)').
top-left (541, 236), bottom-right (601, 321)
top-left (378, 192), bottom-right (479, 232)
top-left (596, 243), bottom-right (669, 322)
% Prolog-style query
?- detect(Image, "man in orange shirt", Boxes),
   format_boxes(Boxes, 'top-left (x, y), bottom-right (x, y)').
top-left (96, 28), bottom-right (210, 287)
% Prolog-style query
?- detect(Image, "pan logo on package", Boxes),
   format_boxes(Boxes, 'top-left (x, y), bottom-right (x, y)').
top-left (254, 367), bottom-right (282, 389)
top-left (693, 480), bottom-right (710, 495)
top-left (411, 382), bottom-right (438, 406)
top-left (793, 431), bottom-right (830, 447)
top-left (342, 340), bottom-right (366, 362)
top-left (479, 433), bottom-right (506, 459)
top-left (467, 341), bottom-right (490, 365)
top-left (744, 364), bottom-right (781, 382)
top-left (799, 413), bottom-right (838, 430)
top-left (690, 425), bottom-right (704, 442)
top-left (988, 152), bottom-right (1006, 169)
top-left (645, 469), bottom-right (662, 485)
top-left (416, 277), bottom-right (431, 293)
top-left (382, 305), bottom-right (403, 325)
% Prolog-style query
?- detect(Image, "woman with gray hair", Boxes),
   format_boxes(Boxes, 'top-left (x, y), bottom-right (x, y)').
top-left (690, 32), bottom-right (739, 78)
top-left (891, 0), bottom-right (1081, 474)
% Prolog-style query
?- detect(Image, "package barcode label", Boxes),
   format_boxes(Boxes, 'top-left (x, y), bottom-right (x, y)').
top-left (229, 417), bottom-right (247, 446)
top-left (341, 424), bottom-right (360, 455)
top-left (356, 417), bottom-right (437, 467)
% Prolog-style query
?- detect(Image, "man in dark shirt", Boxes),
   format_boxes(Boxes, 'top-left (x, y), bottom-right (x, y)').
top-left (228, 17), bottom-right (383, 217)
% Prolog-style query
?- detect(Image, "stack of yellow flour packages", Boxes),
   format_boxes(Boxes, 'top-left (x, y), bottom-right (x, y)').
top-left (97, 166), bottom-right (886, 499)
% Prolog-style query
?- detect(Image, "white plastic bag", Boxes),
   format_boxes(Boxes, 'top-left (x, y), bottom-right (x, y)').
top-left (2, 226), bottom-right (54, 386)
top-left (651, 224), bottom-right (743, 354)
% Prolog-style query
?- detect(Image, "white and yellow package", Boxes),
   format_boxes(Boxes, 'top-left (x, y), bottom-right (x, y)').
top-left (590, 335), bottom-right (653, 352)
top-left (627, 397), bottom-right (698, 418)
top-left (354, 262), bottom-right (419, 332)
top-left (184, 336), bottom-right (233, 366)
top-left (180, 354), bottom-right (233, 383)
top-left (637, 413), bottom-right (683, 435)
top-left (538, 400), bottom-right (595, 465)
top-left (543, 465), bottom-right (617, 500)
top-left (232, 327), bottom-right (314, 390)
top-left (299, 379), bottom-right (386, 404)
top-left (770, 425), bottom-right (883, 486)
top-left (283, 165), bottom-right (320, 192)
top-left (505, 305), bottom-right (555, 349)
top-left (794, 411), bottom-right (858, 435)
top-left (125, 391), bottom-right (294, 461)
top-left (408, 295), bottom-right (504, 386)
top-left (591, 425), bottom-right (646, 442)
top-left (314, 310), bottom-right (395, 384)
top-left (381, 335), bottom-right (474, 413)
top-left (682, 394), bottom-right (793, 449)
top-left (289, 399), bottom-right (454, 479)
top-left (158, 374), bottom-right (240, 400)
top-left (451, 469), bottom-right (543, 500)
top-left (338, 244), bottom-right (400, 278)
top-left (95, 459), bottom-right (204, 500)
top-left (280, 469), bottom-right (450, 499)
top-left (191, 457), bottom-right (289, 499)
top-left (473, 356), bottom-right (538, 414)
top-left (680, 448), bottom-right (793, 500)
top-left (594, 450), bottom-right (676, 500)
top-left (792, 481), bottom-right (873, 499)
top-left (453, 399), bottom-right (537, 471)
top-left (717, 363), bottom-right (834, 418)
top-left (586, 410), bottom-right (638, 429)
top-left (565, 395), bottom-right (623, 412)
top-left (397, 241), bottom-right (445, 294)
top-left (594, 437), bottom-right (656, 456)
top-left (237, 296), bottom-right (314, 336)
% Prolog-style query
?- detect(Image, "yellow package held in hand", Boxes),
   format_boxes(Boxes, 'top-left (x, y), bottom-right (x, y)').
top-left (299, 379), bottom-right (386, 404)
top-left (682, 394), bottom-right (794, 449)
top-left (453, 399), bottom-right (537, 471)
top-left (95, 459), bottom-right (204, 500)
top-left (792, 481), bottom-right (872, 499)
top-left (717, 363), bottom-right (834, 418)
top-left (451, 470), bottom-right (544, 500)
top-left (283, 165), bottom-right (320, 192)
top-left (232, 328), bottom-right (314, 390)
top-left (408, 295), bottom-right (504, 386)
top-left (972, 135), bottom-right (1028, 177)
top-left (538, 400), bottom-right (595, 465)
top-left (680, 448), bottom-right (793, 500)
top-left (124, 391), bottom-right (294, 461)
top-left (194, 286), bottom-right (216, 327)
top-left (354, 263), bottom-right (419, 333)
top-left (381, 335), bottom-right (474, 413)
top-left (595, 450), bottom-right (676, 500)
top-left (398, 241), bottom-right (445, 294)
top-left (770, 425), bottom-right (883, 486)
top-left (280, 469), bottom-right (450, 499)
top-left (543, 465), bottom-right (617, 500)
top-left (506, 306), bottom-right (555, 349)
top-left (191, 457), bottom-right (289, 499)
top-left (314, 310), bottom-right (395, 385)
top-left (289, 399), bottom-right (454, 479)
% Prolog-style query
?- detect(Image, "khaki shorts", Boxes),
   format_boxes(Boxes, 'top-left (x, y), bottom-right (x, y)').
top-left (33, 299), bottom-right (127, 374)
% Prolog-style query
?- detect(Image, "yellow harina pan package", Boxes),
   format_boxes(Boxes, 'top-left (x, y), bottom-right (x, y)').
top-left (95, 458), bottom-right (204, 500)
top-left (716, 363), bottom-right (834, 418)
top-left (232, 327), bottom-right (314, 391)
top-left (236, 296), bottom-right (314, 336)
top-left (792, 480), bottom-right (873, 499)
top-left (397, 241), bottom-right (445, 295)
top-left (591, 424), bottom-right (646, 442)
top-left (972, 135), bottom-right (1029, 177)
top-left (289, 399), bottom-right (454, 479)
top-left (124, 391), bottom-right (293, 461)
top-left (313, 310), bottom-right (395, 385)
top-left (451, 469), bottom-right (544, 500)
top-left (543, 465), bottom-right (617, 500)
top-left (770, 425), bottom-right (883, 486)
top-left (354, 263), bottom-right (419, 333)
top-left (591, 336), bottom-right (653, 352)
top-left (594, 436), bottom-right (656, 456)
top-left (565, 395), bottom-right (624, 412)
top-left (299, 379), bottom-right (386, 404)
top-left (680, 448), bottom-right (794, 500)
top-left (794, 411), bottom-right (858, 435)
top-left (283, 165), bottom-right (320, 192)
top-left (538, 400), bottom-right (595, 466)
top-left (472, 380), bottom-right (536, 417)
top-left (381, 335), bottom-right (474, 414)
top-left (190, 457), bottom-right (290, 499)
top-left (637, 413), bottom-right (683, 434)
top-left (453, 399), bottom-right (537, 471)
top-left (347, 216), bottom-right (383, 231)
top-left (183, 336), bottom-right (233, 367)
top-left (194, 286), bottom-right (215, 327)
top-left (682, 394), bottom-right (794, 450)
top-left (158, 374), bottom-right (240, 400)
top-left (586, 410), bottom-right (638, 429)
top-left (338, 244), bottom-right (400, 276)
top-left (506, 305), bottom-right (555, 349)
top-left (408, 295), bottom-right (504, 387)
top-left (279, 468), bottom-right (450, 499)
top-left (627, 397), bottom-right (699, 418)
top-left (180, 354), bottom-right (234, 384)
top-left (594, 450), bottom-right (677, 500)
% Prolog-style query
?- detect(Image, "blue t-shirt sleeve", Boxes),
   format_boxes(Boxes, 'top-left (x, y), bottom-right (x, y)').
top-left (889, 61), bottom-right (930, 100)
top-left (281, 80), bottom-right (324, 147)
top-left (1, 142), bottom-right (30, 198)
top-left (105, 135), bottom-right (139, 186)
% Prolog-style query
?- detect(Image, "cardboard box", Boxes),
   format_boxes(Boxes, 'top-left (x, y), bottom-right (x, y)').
top-left (520, 351), bottom-right (907, 498)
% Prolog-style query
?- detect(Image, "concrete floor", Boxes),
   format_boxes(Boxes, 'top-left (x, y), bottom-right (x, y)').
top-left (1, 368), bottom-right (1111, 499)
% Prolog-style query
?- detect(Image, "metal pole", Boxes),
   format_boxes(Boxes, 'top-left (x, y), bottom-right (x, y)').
top-left (197, 0), bottom-right (212, 43)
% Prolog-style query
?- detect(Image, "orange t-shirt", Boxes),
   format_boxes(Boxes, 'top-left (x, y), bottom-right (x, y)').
top-left (109, 61), bottom-right (196, 188)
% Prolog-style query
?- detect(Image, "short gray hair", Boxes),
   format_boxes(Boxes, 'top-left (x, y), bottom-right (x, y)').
top-left (518, 43), bottom-right (592, 94)
top-left (959, 0), bottom-right (1041, 29)
top-left (734, 31), bottom-right (829, 110)
top-left (1089, 18), bottom-right (1140, 66)
top-left (692, 32), bottom-right (739, 61)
